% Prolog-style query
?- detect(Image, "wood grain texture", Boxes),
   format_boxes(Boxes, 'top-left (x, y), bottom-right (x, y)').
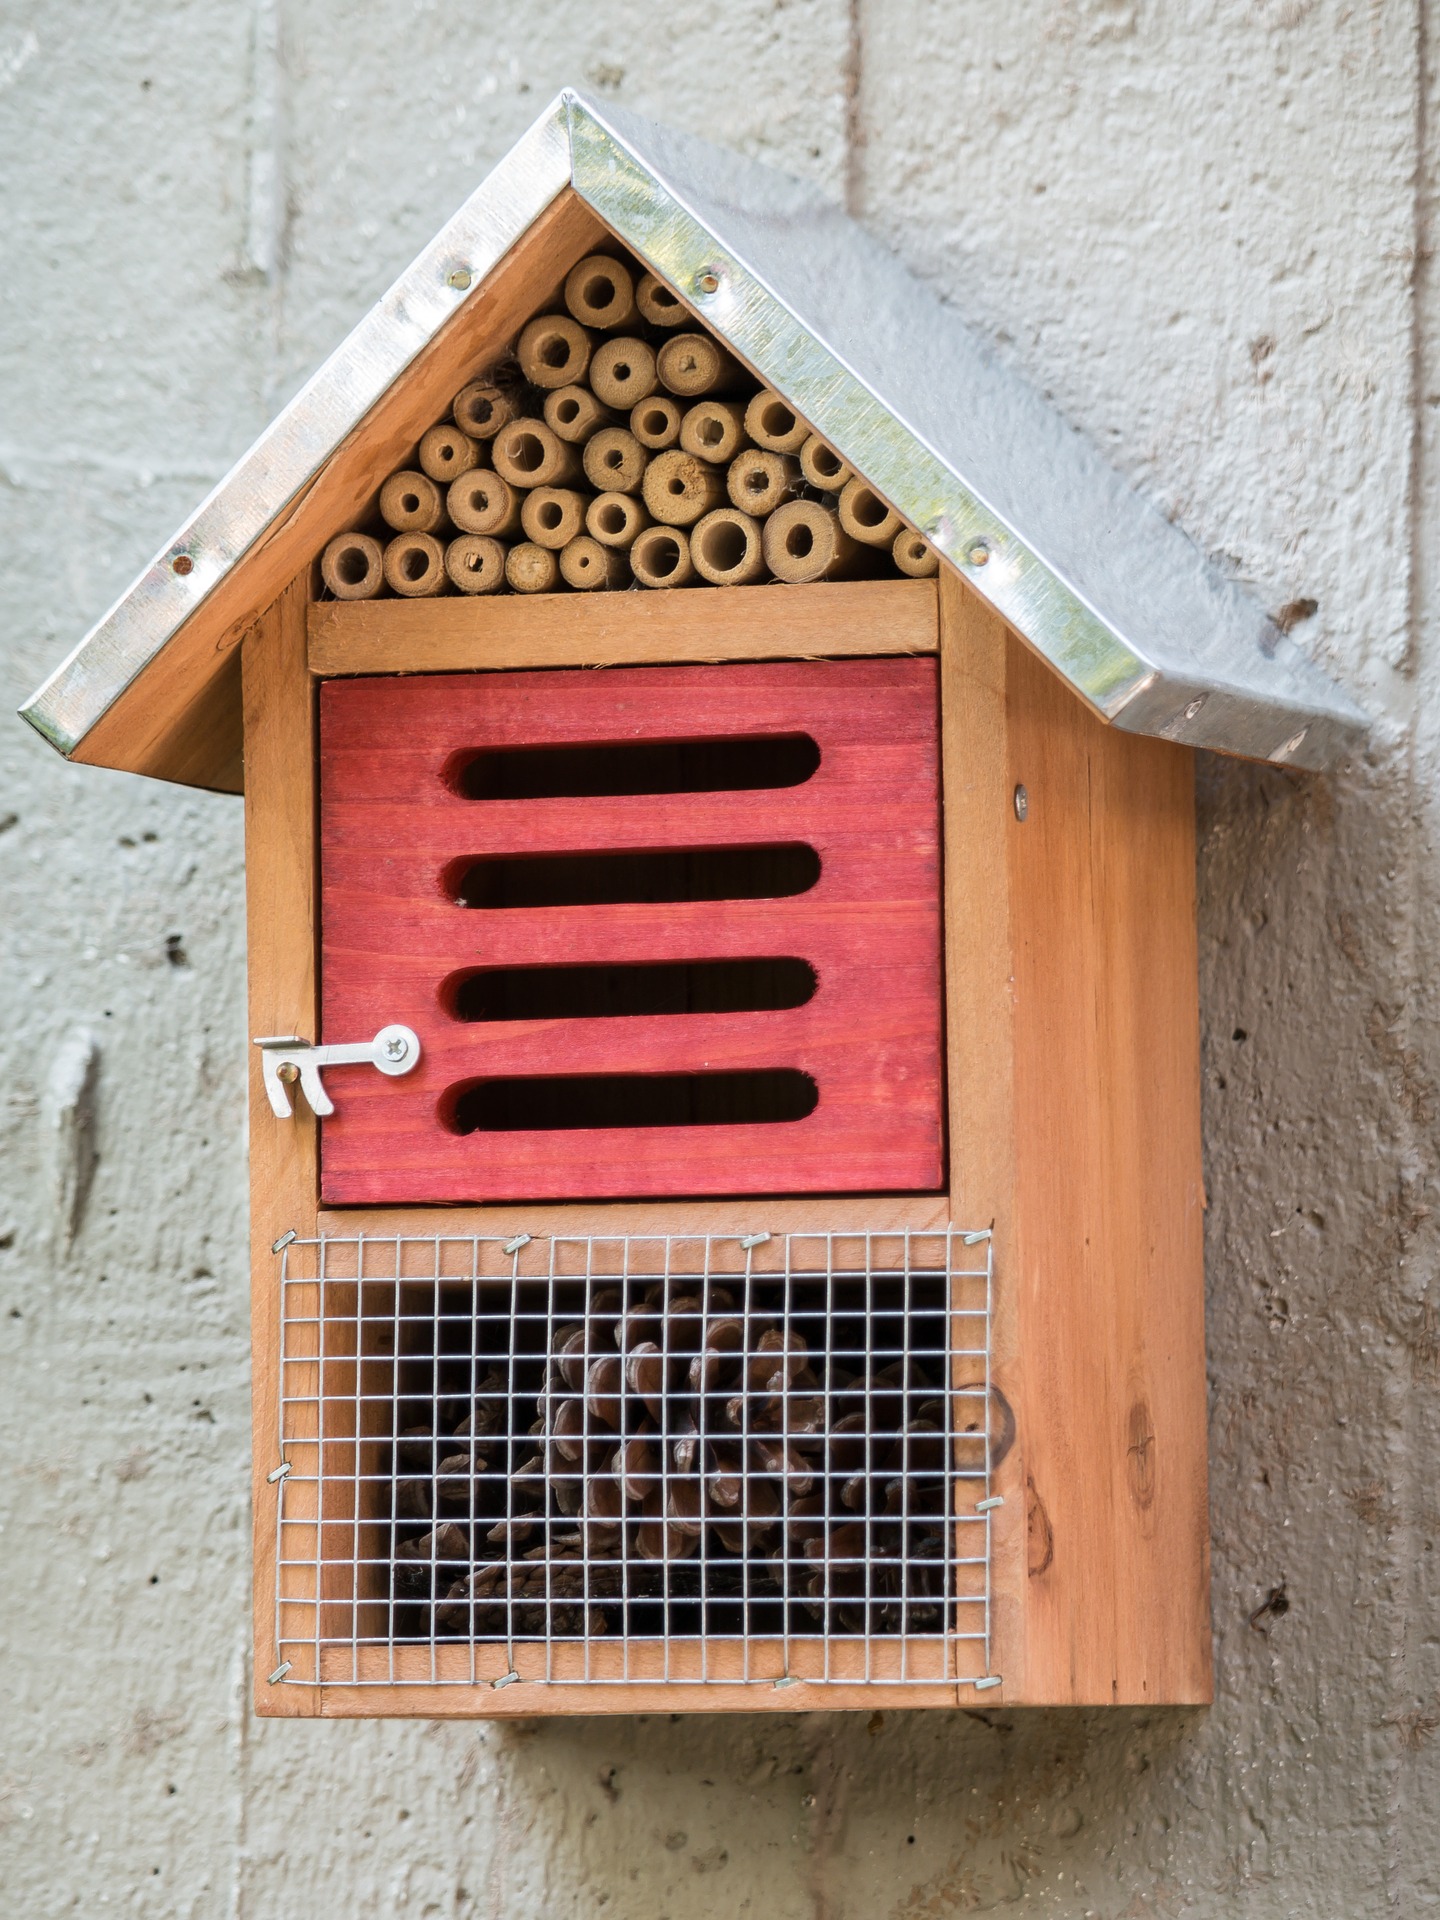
top-left (937, 575), bottom-right (1209, 1706)
top-left (243, 577), bottom-right (322, 1716)
top-left (317, 1194), bottom-right (952, 1242)
top-left (308, 577), bottom-right (938, 676)
top-left (73, 188), bottom-right (606, 790)
top-left (999, 618), bottom-right (1209, 1706)
top-left (318, 657), bottom-right (945, 1202)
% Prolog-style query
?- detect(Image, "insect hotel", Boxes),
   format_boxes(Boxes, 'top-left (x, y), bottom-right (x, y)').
top-left (21, 93), bottom-right (1364, 1717)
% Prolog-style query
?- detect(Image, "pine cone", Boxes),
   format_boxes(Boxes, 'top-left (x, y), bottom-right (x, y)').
top-left (390, 1293), bottom-right (953, 1638)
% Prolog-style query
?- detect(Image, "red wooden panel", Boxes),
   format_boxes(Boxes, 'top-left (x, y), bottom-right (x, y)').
top-left (319, 658), bottom-right (943, 1202)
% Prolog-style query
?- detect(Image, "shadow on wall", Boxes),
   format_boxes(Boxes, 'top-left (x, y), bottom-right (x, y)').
top-left (469, 1704), bottom-right (1206, 1914)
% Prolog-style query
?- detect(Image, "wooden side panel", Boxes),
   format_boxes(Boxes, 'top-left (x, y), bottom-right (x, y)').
top-left (76, 188), bottom-right (607, 789)
top-left (318, 657), bottom-right (945, 1203)
top-left (244, 576), bottom-right (322, 1716)
top-left (1003, 634), bottom-right (1210, 1705)
top-left (938, 576), bottom-right (1027, 1696)
top-left (308, 577), bottom-right (939, 677)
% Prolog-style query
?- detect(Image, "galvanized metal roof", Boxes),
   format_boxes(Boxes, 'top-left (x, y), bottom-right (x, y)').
top-left (20, 89), bottom-right (1366, 776)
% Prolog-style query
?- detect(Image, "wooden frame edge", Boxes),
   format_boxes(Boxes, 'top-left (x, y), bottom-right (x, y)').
top-left (307, 577), bottom-right (938, 677)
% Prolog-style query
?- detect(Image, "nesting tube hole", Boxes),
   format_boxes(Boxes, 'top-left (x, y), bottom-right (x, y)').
top-left (699, 519), bottom-right (748, 573)
top-left (761, 401), bottom-right (796, 440)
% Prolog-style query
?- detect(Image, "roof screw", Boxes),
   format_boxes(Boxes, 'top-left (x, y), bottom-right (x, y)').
top-left (695, 268), bottom-right (721, 296)
top-left (171, 553), bottom-right (194, 576)
top-left (1013, 784), bottom-right (1029, 822)
top-left (447, 267), bottom-right (473, 291)
top-left (1278, 727), bottom-right (1309, 759)
top-left (966, 539), bottom-right (992, 567)
top-left (1184, 696), bottom-right (1207, 721)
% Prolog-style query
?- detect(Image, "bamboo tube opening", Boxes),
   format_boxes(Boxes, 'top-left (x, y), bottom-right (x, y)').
top-left (447, 470), bottom-right (522, 538)
top-left (564, 254), bottom-right (636, 331)
top-left (636, 271), bottom-right (688, 327)
top-left (762, 499), bottom-right (857, 584)
top-left (726, 448), bottom-right (797, 518)
top-left (892, 528), bottom-right (939, 578)
top-left (418, 423), bottom-right (481, 484)
top-left (506, 541), bottom-right (562, 594)
top-left (544, 385), bottom-right (616, 444)
top-left (838, 477), bottom-right (903, 547)
top-left (452, 380), bottom-right (516, 439)
top-left (383, 531), bottom-right (447, 596)
top-left (560, 533), bottom-right (628, 590)
top-left (630, 525), bottom-right (695, 588)
top-left (744, 389), bottom-right (809, 454)
top-left (379, 469), bottom-right (444, 533)
top-left (657, 332), bottom-right (739, 398)
top-left (445, 534), bottom-right (507, 594)
top-left (320, 531), bottom-right (383, 600)
top-left (583, 427), bottom-right (646, 495)
top-left (491, 418), bottom-right (582, 490)
top-left (679, 399), bottom-right (747, 465)
top-left (799, 435), bottom-right (853, 492)
top-left (691, 508), bottom-right (766, 586)
top-left (641, 448), bottom-right (728, 527)
top-left (591, 337), bottom-right (659, 409)
top-left (631, 396), bottom-right (682, 449)
top-left (517, 314), bottom-right (593, 389)
top-left (520, 487), bottom-right (588, 550)
top-left (586, 491), bottom-right (650, 549)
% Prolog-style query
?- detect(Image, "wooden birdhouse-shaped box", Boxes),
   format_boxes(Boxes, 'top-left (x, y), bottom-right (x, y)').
top-left (22, 93), bottom-right (1365, 1718)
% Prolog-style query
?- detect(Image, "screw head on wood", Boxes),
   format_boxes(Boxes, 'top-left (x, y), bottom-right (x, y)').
top-left (1013, 784), bottom-right (1029, 822)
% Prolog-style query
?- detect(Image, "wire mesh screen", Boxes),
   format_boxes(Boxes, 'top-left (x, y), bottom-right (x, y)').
top-left (272, 1228), bottom-right (993, 1691)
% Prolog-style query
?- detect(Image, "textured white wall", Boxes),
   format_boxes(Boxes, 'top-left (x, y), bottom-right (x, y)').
top-left (2, 4), bottom-right (1437, 1913)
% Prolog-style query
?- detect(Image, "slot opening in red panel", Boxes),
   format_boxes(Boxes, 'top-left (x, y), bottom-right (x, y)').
top-left (447, 733), bottom-right (821, 800)
top-left (445, 844), bottom-right (822, 910)
top-left (444, 1069), bottom-right (820, 1134)
top-left (444, 958), bottom-right (818, 1022)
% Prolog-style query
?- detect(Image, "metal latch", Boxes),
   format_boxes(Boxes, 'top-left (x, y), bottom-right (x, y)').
top-left (253, 1025), bottom-right (421, 1119)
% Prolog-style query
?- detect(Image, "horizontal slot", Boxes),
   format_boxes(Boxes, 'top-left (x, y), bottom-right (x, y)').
top-left (448, 843), bottom-right (821, 909)
top-left (449, 733), bottom-right (820, 800)
top-left (446, 1069), bottom-right (819, 1133)
top-left (447, 957), bottom-right (817, 1022)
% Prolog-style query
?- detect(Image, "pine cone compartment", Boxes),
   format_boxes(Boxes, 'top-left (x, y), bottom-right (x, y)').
top-left (389, 1284), bottom-right (954, 1641)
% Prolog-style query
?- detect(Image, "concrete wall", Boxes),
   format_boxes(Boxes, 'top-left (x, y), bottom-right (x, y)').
top-left (2, 3), bottom-right (1436, 1912)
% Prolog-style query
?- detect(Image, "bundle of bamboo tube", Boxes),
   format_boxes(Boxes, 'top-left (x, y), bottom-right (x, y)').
top-left (319, 250), bottom-right (939, 599)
